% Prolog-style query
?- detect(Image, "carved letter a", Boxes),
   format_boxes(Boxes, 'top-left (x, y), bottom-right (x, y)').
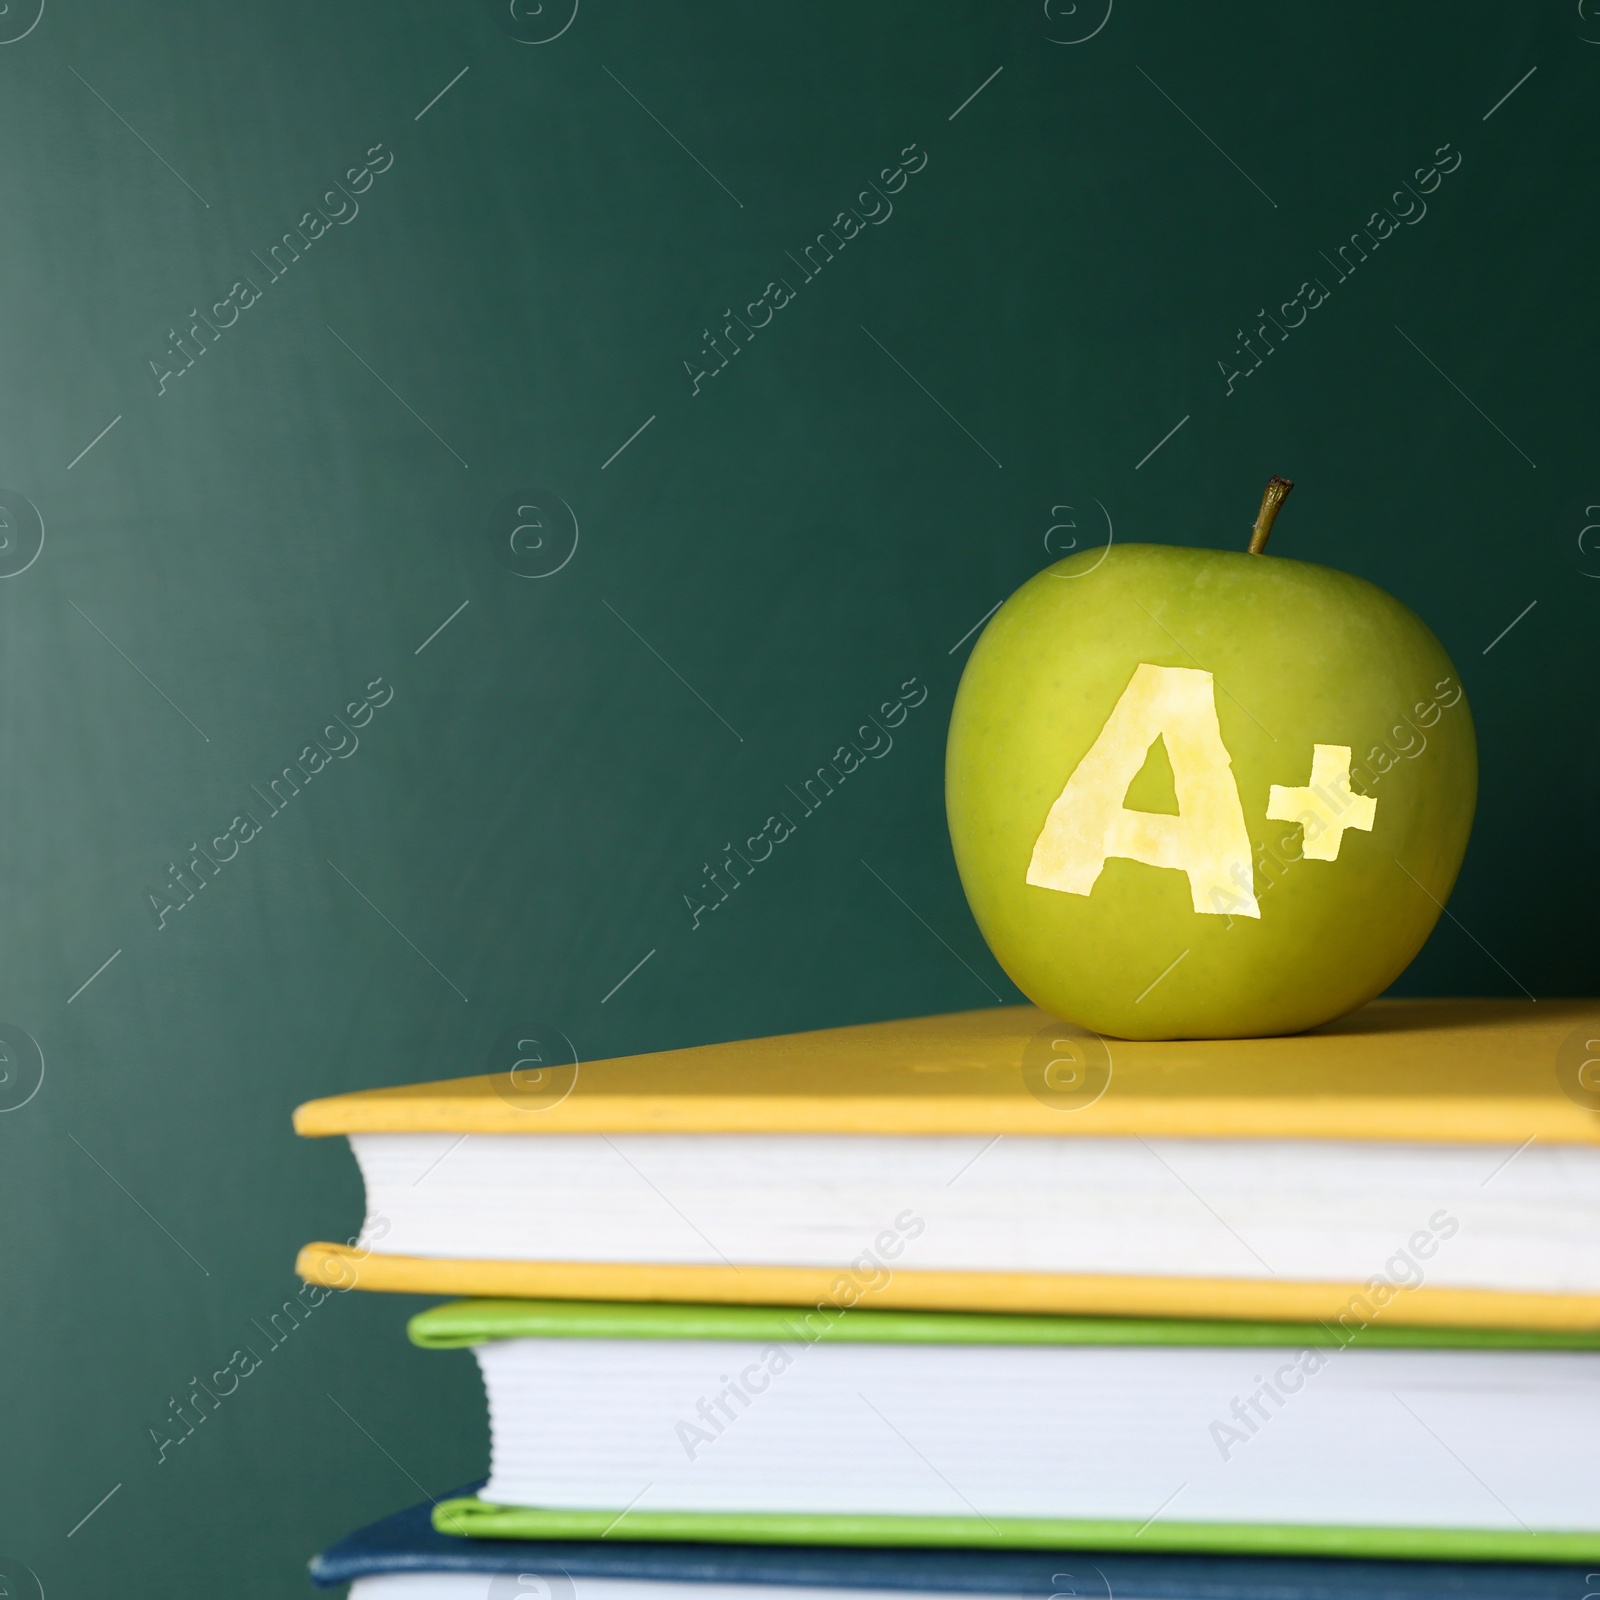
top-left (1027, 663), bottom-right (1258, 918)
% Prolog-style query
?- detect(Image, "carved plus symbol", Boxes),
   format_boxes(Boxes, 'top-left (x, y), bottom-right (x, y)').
top-left (1266, 744), bottom-right (1377, 861)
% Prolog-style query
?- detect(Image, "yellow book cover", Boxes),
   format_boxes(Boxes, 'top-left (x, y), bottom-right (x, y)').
top-left (295, 999), bottom-right (1600, 1328)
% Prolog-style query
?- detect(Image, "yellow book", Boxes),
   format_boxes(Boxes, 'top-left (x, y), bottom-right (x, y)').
top-left (295, 998), bottom-right (1600, 1329)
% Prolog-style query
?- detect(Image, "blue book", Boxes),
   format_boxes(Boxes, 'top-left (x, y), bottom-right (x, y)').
top-left (310, 1491), bottom-right (1598, 1598)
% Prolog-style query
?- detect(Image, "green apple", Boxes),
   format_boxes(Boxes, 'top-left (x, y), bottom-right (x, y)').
top-left (945, 483), bottom-right (1476, 1040)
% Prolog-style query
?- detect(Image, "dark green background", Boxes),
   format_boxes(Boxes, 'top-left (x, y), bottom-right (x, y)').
top-left (0, 2), bottom-right (1591, 1593)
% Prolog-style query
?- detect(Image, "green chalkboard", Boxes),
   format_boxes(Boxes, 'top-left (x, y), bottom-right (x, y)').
top-left (0, 3), bottom-right (1592, 1594)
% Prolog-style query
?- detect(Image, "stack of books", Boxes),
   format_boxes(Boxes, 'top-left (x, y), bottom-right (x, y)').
top-left (296, 999), bottom-right (1600, 1599)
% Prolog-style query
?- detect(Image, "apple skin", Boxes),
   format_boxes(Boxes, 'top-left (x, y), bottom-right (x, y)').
top-left (945, 543), bottom-right (1477, 1040)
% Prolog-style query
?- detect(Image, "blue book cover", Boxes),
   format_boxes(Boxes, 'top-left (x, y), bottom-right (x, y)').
top-left (310, 1490), bottom-right (1598, 1598)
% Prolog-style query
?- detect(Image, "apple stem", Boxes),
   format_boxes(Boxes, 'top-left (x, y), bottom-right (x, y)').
top-left (1247, 477), bottom-right (1295, 554)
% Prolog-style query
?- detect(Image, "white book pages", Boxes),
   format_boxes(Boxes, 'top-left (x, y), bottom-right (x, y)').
top-left (351, 1132), bottom-right (1600, 1292)
top-left (472, 1336), bottom-right (1600, 1532)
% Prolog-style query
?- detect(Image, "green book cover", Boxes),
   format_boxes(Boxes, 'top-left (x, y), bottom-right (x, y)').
top-left (428, 1500), bottom-right (1600, 1565)
top-left (408, 1296), bottom-right (1600, 1352)
top-left (418, 1299), bottom-right (1600, 1564)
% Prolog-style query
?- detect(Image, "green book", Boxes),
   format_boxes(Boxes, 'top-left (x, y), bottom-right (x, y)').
top-left (414, 1300), bottom-right (1600, 1563)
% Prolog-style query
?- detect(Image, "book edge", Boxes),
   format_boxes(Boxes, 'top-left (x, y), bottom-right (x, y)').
top-left (294, 1245), bottom-right (1600, 1332)
top-left (427, 1498), bottom-right (1600, 1565)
